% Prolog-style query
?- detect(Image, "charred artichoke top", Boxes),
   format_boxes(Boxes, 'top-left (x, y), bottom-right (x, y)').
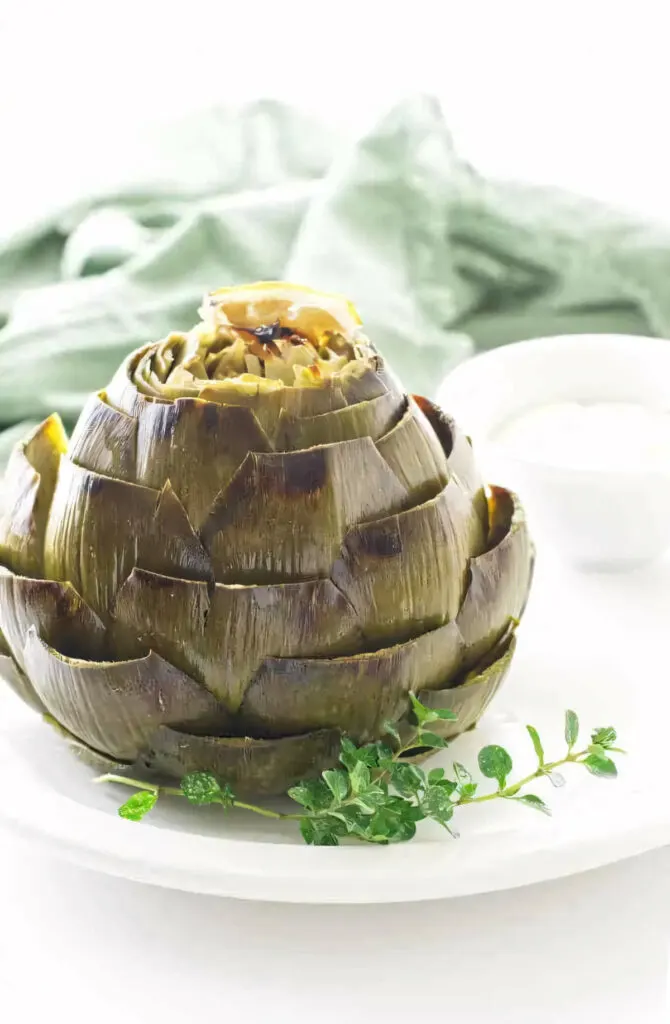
top-left (0, 283), bottom-right (533, 796)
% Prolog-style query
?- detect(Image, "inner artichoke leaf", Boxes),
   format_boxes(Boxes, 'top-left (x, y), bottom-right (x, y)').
top-left (112, 568), bottom-right (363, 710)
top-left (142, 726), bottom-right (342, 798)
top-left (201, 438), bottom-right (409, 583)
top-left (44, 461), bottom-right (212, 619)
top-left (68, 391), bottom-right (138, 484)
top-left (106, 344), bottom-right (163, 415)
top-left (240, 619), bottom-right (464, 743)
top-left (332, 476), bottom-right (487, 645)
top-left (0, 414), bottom-right (68, 577)
top-left (0, 566), bottom-right (106, 671)
top-left (0, 652), bottom-right (46, 713)
top-left (338, 363), bottom-right (400, 404)
top-left (134, 398), bottom-right (272, 530)
top-left (456, 487), bottom-right (534, 669)
top-left (23, 628), bottom-right (228, 762)
top-left (375, 397), bottom-right (450, 505)
top-left (273, 390), bottom-right (404, 451)
top-left (198, 382), bottom-right (349, 437)
top-left (113, 340), bottom-right (372, 435)
top-left (399, 633), bottom-right (517, 748)
top-left (413, 395), bottom-right (489, 532)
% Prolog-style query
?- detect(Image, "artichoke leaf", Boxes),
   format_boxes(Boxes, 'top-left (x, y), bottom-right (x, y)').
top-left (202, 438), bottom-right (409, 583)
top-left (376, 397), bottom-right (450, 504)
top-left (112, 568), bottom-right (363, 710)
top-left (0, 415), bottom-right (68, 576)
top-left (43, 713), bottom-right (130, 773)
top-left (332, 476), bottom-right (487, 645)
top-left (198, 384), bottom-right (286, 437)
top-left (274, 385), bottom-right (348, 419)
top-left (398, 634), bottom-right (517, 747)
top-left (274, 390), bottom-right (404, 451)
top-left (413, 395), bottom-right (489, 531)
top-left (23, 628), bottom-right (228, 762)
top-left (44, 461), bottom-right (212, 619)
top-left (198, 384), bottom-right (347, 437)
top-left (0, 566), bottom-right (106, 670)
top-left (457, 488), bottom-right (534, 669)
top-left (240, 620), bottom-right (464, 743)
top-left (134, 398), bottom-right (272, 529)
top-left (143, 727), bottom-right (342, 799)
top-left (106, 345), bottom-right (161, 415)
top-left (69, 391), bottom-right (137, 483)
top-left (339, 363), bottom-right (398, 404)
top-left (148, 481), bottom-right (213, 580)
top-left (201, 364), bottom-right (397, 429)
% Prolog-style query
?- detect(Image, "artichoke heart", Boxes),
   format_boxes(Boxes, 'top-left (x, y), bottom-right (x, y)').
top-left (0, 282), bottom-right (534, 798)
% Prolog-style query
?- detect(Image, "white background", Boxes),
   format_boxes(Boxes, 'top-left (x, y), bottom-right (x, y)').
top-left (3, 2), bottom-right (670, 226)
top-left (2, 2), bottom-right (670, 1021)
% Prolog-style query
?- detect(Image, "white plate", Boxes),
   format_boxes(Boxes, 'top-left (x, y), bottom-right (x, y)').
top-left (0, 553), bottom-right (668, 903)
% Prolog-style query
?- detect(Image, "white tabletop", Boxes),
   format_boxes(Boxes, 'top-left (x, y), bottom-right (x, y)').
top-left (0, 839), bottom-right (668, 1023)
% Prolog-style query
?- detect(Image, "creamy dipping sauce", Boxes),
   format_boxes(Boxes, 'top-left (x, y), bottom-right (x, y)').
top-left (494, 401), bottom-right (670, 471)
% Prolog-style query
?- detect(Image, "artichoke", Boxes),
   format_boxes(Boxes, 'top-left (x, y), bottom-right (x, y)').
top-left (0, 283), bottom-right (533, 797)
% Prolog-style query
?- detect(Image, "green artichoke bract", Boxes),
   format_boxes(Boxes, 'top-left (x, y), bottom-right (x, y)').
top-left (0, 282), bottom-right (534, 797)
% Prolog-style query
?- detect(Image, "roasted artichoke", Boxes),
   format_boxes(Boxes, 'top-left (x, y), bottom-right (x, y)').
top-left (0, 283), bottom-right (533, 797)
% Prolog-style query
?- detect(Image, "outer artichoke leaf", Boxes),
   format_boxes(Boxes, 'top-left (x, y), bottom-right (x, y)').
top-left (376, 397), bottom-right (449, 504)
top-left (149, 481), bottom-right (213, 580)
top-left (0, 566), bottom-right (106, 671)
top-left (23, 629), bottom-right (228, 762)
top-left (457, 487), bottom-right (534, 669)
top-left (44, 461), bottom-right (211, 619)
top-left (43, 713), bottom-right (129, 773)
top-left (0, 415), bottom-right (68, 576)
top-left (113, 568), bottom-right (363, 710)
top-left (134, 398), bottom-right (272, 530)
top-left (240, 620), bottom-right (464, 743)
top-left (69, 391), bottom-right (138, 483)
top-left (399, 634), bottom-right (517, 746)
top-left (332, 477), bottom-right (487, 645)
top-left (413, 395), bottom-right (489, 532)
top-left (274, 390), bottom-right (404, 451)
top-left (202, 438), bottom-right (409, 583)
top-left (0, 652), bottom-right (47, 713)
top-left (142, 726), bottom-right (342, 798)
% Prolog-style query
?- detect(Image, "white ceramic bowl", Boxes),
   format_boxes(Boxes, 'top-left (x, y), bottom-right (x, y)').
top-left (436, 334), bottom-right (670, 571)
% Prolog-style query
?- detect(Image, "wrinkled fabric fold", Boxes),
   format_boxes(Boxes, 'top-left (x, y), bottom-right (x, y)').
top-left (0, 93), bottom-right (666, 459)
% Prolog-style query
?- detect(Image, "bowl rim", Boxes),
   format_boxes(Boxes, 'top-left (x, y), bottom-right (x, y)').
top-left (437, 332), bottom-right (670, 480)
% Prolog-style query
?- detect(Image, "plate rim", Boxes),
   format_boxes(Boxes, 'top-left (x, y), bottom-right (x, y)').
top-left (0, 715), bottom-right (667, 903)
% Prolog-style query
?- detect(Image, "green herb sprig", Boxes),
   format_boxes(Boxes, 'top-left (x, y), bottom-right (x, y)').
top-left (96, 702), bottom-right (622, 846)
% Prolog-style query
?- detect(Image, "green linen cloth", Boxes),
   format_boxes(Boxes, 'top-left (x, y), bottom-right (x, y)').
top-left (0, 93), bottom-right (666, 466)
